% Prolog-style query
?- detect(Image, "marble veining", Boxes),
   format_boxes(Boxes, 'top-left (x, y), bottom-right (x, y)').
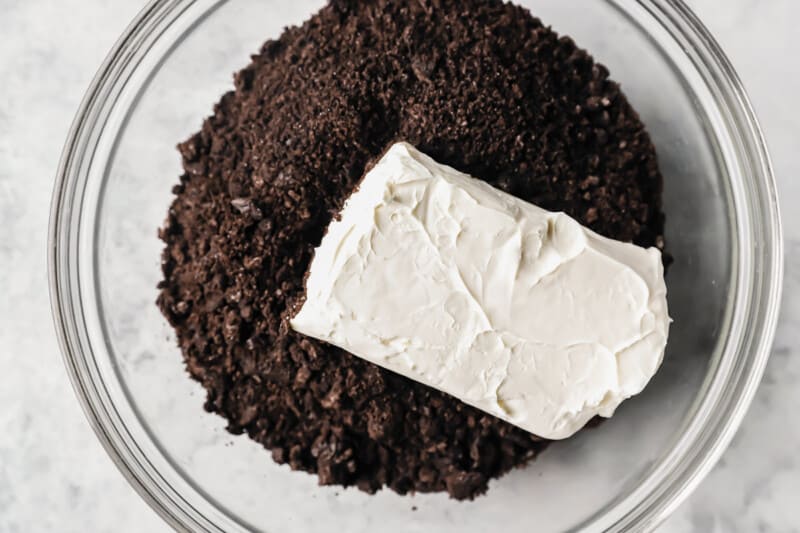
top-left (0, 0), bottom-right (797, 531)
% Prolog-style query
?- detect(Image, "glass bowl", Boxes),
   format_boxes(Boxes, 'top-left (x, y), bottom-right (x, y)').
top-left (49, 0), bottom-right (783, 531)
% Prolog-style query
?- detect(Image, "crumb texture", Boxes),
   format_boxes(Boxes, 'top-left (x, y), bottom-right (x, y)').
top-left (157, 0), bottom-right (664, 500)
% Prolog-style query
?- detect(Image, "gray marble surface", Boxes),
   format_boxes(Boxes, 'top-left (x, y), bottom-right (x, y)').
top-left (0, 0), bottom-right (797, 531)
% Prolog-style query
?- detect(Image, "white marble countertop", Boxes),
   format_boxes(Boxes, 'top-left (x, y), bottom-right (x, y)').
top-left (0, 0), bottom-right (797, 531)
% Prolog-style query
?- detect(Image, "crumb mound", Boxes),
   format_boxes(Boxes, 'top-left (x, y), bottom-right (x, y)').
top-left (158, 0), bottom-right (664, 500)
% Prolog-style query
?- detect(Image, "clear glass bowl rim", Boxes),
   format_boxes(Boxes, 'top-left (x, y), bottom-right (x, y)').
top-left (48, 0), bottom-right (784, 531)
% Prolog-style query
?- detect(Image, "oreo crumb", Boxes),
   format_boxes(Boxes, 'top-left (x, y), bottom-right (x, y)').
top-left (158, 0), bottom-right (664, 500)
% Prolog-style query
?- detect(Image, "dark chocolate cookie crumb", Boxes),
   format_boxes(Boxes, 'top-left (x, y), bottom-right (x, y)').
top-left (158, 0), bottom-right (664, 500)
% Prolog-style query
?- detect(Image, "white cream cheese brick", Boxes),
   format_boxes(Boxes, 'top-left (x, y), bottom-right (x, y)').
top-left (291, 142), bottom-right (670, 440)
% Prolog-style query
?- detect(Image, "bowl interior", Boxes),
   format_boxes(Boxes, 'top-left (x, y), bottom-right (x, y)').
top-left (82, 0), bottom-right (735, 530)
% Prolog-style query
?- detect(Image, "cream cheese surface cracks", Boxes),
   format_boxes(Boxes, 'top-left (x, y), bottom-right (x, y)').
top-left (290, 142), bottom-right (670, 439)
